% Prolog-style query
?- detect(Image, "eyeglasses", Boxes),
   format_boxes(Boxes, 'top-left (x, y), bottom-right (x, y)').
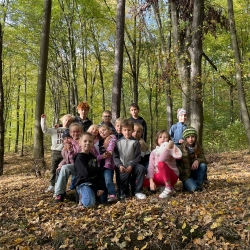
top-left (103, 115), bottom-right (111, 118)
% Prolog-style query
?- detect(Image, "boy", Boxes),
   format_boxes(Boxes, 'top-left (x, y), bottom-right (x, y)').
top-left (41, 113), bottom-right (74, 192)
top-left (74, 101), bottom-right (93, 132)
top-left (115, 118), bottom-right (124, 140)
top-left (169, 108), bottom-right (187, 145)
top-left (113, 119), bottom-right (146, 200)
top-left (74, 133), bottom-right (106, 208)
top-left (99, 110), bottom-right (117, 137)
top-left (129, 103), bottom-right (147, 142)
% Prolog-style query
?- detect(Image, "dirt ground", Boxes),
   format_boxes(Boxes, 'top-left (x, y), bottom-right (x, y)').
top-left (1, 150), bottom-right (250, 249)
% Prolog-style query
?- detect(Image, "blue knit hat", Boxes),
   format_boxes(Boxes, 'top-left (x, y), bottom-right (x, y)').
top-left (183, 127), bottom-right (197, 139)
top-left (62, 129), bottom-right (72, 139)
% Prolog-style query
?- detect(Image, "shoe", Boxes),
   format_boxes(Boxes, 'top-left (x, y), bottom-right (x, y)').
top-left (135, 193), bottom-right (146, 200)
top-left (46, 185), bottom-right (54, 192)
top-left (55, 193), bottom-right (65, 202)
top-left (108, 195), bottom-right (117, 202)
top-left (203, 180), bottom-right (209, 185)
top-left (159, 187), bottom-right (174, 199)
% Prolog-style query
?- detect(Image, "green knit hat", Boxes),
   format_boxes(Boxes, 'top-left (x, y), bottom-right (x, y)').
top-left (183, 127), bottom-right (198, 139)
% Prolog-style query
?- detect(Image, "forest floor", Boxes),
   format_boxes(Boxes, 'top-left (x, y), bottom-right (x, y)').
top-left (1, 150), bottom-right (250, 250)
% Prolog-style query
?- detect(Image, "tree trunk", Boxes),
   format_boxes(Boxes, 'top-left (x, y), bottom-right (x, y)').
top-left (188, 0), bottom-right (204, 144)
top-left (227, 0), bottom-right (250, 145)
top-left (33, 0), bottom-right (52, 160)
top-left (0, 23), bottom-right (4, 175)
top-left (111, 0), bottom-right (125, 123)
top-left (14, 84), bottom-right (20, 153)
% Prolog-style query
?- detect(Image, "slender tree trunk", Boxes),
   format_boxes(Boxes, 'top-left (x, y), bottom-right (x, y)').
top-left (33, 0), bottom-right (52, 159)
top-left (111, 0), bottom-right (125, 123)
top-left (227, 0), bottom-right (250, 145)
top-left (0, 23), bottom-right (4, 175)
top-left (14, 84), bottom-right (20, 153)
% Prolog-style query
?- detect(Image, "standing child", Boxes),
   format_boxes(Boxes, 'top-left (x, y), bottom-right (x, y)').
top-left (144, 130), bottom-right (182, 198)
top-left (99, 110), bottom-right (117, 136)
top-left (129, 103), bottom-right (147, 142)
top-left (176, 127), bottom-right (207, 192)
top-left (113, 119), bottom-right (146, 200)
top-left (115, 118), bottom-right (124, 140)
top-left (169, 108), bottom-right (187, 145)
top-left (74, 101), bottom-right (93, 131)
top-left (41, 113), bottom-right (74, 192)
top-left (74, 132), bottom-right (106, 208)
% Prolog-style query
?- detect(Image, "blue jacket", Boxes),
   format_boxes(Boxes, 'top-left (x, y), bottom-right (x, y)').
top-left (169, 122), bottom-right (187, 145)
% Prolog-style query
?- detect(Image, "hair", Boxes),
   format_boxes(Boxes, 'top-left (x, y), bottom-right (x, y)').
top-left (134, 123), bottom-right (143, 132)
top-left (87, 124), bottom-right (99, 131)
top-left (80, 132), bottom-right (94, 140)
top-left (60, 114), bottom-right (75, 122)
top-left (77, 101), bottom-right (90, 110)
top-left (115, 117), bottom-right (125, 124)
top-left (120, 119), bottom-right (134, 130)
top-left (182, 136), bottom-right (202, 158)
top-left (69, 123), bottom-right (83, 132)
top-left (129, 103), bottom-right (140, 110)
top-left (154, 130), bottom-right (170, 147)
top-left (98, 123), bottom-right (112, 133)
top-left (102, 110), bottom-right (112, 116)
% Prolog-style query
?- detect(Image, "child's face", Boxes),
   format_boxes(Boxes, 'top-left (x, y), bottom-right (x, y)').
top-left (99, 127), bottom-right (111, 139)
top-left (70, 126), bottom-right (83, 140)
top-left (185, 136), bottom-right (196, 146)
top-left (102, 112), bottom-right (112, 123)
top-left (158, 132), bottom-right (169, 146)
top-left (122, 126), bottom-right (133, 140)
top-left (80, 135), bottom-right (94, 153)
top-left (88, 126), bottom-right (99, 137)
top-left (178, 114), bottom-right (187, 123)
top-left (78, 108), bottom-right (89, 119)
top-left (115, 122), bottom-right (122, 134)
top-left (132, 126), bottom-right (142, 140)
top-left (62, 117), bottom-right (73, 128)
top-left (63, 137), bottom-right (72, 144)
top-left (130, 107), bottom-right (139, 118)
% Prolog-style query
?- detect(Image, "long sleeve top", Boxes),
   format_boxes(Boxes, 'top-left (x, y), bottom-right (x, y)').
top-left (40, 117), bottom-right (66, 151)
top-left (129, 116), bottom-right (147, 142)
top-left (146, 142), bottom-right (182, 179)
top-left (169, 122), bottom-right (187, 145)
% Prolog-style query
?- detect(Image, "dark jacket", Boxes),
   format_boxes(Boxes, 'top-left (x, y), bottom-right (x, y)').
top-left (176, 145), bottom-right (207, 181)
top-left (129, 116), bottom-right (147, 142)
top-left (74, 152), bottom-right (105, 191)
top-left (74, 117), bottom-right (93, 132)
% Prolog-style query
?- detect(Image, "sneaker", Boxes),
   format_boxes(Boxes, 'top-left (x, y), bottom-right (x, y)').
top-left (203, 180), bottom-right (209, 185)
top-left (46, 185), bottom-right (54, 192)
top-left (108, 195), bottom-right (117, 202)
top-left (159, 187), bottom-right (174, 199)
top-left (55, 193), bottom-right (65, 203)
top-left (135, 192), bottom-right (146, 200)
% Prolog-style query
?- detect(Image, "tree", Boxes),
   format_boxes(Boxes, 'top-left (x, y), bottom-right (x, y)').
top-left (111, 0), bottom-right (125, 123)
top-left (33, 0), bottom-right (52, 160)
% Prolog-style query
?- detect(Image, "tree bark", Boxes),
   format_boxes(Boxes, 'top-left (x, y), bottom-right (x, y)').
top-left (33, 0), bottom-right (52, 159)
top-left (227, 0), bottom-right (250, 145)
top-left (111, 0), bottom-right (125, 123)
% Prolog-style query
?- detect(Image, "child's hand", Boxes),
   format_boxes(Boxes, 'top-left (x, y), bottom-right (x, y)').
top-left (149, 179), bottom-right (156, 191)
top-left (191, 160), bottom-right (199, 170)
top-left (104, 136), bottom-right (112, 148)
top-left (97, 190), bottom-right (104, 196)
top-left (119, 166), bottom-right (126, 173)
top-left (57, 165), bottom-right (62, 170)
top-left (54, 124), bottom-right (59, 128)
top-left (64, 141), bottom-right (72, 150)
top-left (179, 139), bottom-right (184, 144)
top-left (41, 114), bottom-right (46, 118)
top-left (126, 166), bottom-right (132, 173)
top-left (106, 151), bottom-right (112, 157)
top-left (168, 140), bottom-right (174, 149)
top-left (102, 152), bottom-right (107, 159)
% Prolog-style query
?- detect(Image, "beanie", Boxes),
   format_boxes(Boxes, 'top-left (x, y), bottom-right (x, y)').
top-left (182, 127), bottom-right (197, 139)
top-left (62, 129), bottom-right (71, 139)
top-left (177, 108), bottom-right (187, 119)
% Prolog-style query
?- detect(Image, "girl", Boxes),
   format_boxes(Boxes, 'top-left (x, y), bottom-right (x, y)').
top-left (87, 124), bottom-right (100, 144)
top-left (144, 130), bottom-right (182, 199)
top-left (176, 127), bottom-right (207, 192)
top-left (94, 124), bottom-right (117, 202)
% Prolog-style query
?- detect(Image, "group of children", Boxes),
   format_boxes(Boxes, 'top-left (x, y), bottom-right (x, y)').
top-left (42, 102), bottom-right (208, 208)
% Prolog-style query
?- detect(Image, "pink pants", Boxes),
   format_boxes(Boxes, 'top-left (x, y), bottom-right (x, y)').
top-left (144, 162), bottom-right (178, 187)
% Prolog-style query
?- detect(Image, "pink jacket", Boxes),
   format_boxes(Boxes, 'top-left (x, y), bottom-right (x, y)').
top-left (147, 142), bottom-right (182, 179)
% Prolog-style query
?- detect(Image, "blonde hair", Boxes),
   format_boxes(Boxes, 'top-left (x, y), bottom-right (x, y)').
top-left (60, 114), bottom-right (75, 122)
top-left (115, 117), bottom-right (125, 125)
top-left (87, 124), bottom-right (99, 132)
top-left (98, 124), bottom-right (112, 133)
top-left (69, 123), bottom-right (83, 132)
top-left (134, 123), bottom-right (143, 133)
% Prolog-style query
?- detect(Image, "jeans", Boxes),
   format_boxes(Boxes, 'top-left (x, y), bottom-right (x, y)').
top-left (77, 183), bottom-right (96, 208)
top-left (103, 169), bottom-right (116, 195)
top-left (183, 163), bottom-right (207, 192)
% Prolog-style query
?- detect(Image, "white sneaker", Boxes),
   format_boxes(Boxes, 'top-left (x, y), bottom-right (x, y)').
top-left (159, 187), bottom-right (174, 199)
top-left (46, 185), bottom-right (54, 192)
top-left (135, 192), bottom-right (146, 200)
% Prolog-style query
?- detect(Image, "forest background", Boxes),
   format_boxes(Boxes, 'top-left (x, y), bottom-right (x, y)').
top-left (1, 0), bottom-right (250, 161)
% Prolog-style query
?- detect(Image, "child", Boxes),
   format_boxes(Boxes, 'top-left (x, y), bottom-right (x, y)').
top-left (99, 110), bottom-right (117, 136)
top-left (113, 119), bottom-right (146, 200)
top-left (169, 108), bottom-right (187, 145)
top-left (95, 124), bottom-right (117, 202)
top-left (176, 127), bottom-right (207, 192)
top-left (87, 124), bottom-right (99, 144)
top-left (54, 123), bottom-right (83, 202)
top-left (144, 130), bottom-right (182, 198)
top-left (41, 113), bottom-right (74, 192)
top-left (74, 101), bottom-right (93, 132)
top-left (129, 103), bottom-right (147, 142)
top-left (74, 132), bottom-right (106, 208)
top-left (132, 123), bottom-right (150, 170)
top-left (115, 118), bottom-right (124, 140)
